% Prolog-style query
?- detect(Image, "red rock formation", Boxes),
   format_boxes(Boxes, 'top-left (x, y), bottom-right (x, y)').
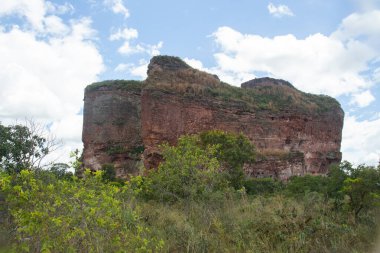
top-left (82, 56), bottom-right (344, 180)
top-left (82, 81), bottom-right (143, 178)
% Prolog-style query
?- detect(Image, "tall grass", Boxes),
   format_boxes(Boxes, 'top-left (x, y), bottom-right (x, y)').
top-left (139, 193), bottom-right (378, 253)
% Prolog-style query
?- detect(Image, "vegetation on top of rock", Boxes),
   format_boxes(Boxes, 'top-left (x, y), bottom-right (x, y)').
top-left (148, 80), bottom-right (340, 113)
top-left (241, 77), bottom-right (295, 89)
top-left (143, 55), bottom-right (342, 114)
top-left (85, 80), bottom-right (143, 93)
top-left (148, 55), bottom-right (191, 71)
top-left (202, 81), bottom-right (341, 113)
top-left (84, 55), bottom-right (341, 114)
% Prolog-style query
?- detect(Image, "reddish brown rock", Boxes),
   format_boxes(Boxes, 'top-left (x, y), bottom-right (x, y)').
top-left (82, 81), bottom-right (143, 179)
top-left (82, 56), bottom-right (344, 180)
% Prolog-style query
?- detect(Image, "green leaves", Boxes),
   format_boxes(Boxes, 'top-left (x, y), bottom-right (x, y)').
top-left (0, 170), bottom-right (163, 252)
top-left (0, 122), bottom-right (56, 174)
top-left (341, 165), bottom-right (380, 218)
top-left (135, 131), bottom-right (256, 202)
top-left (146, 135), bottom-right (228, 202)
top-left (199, 130), bottom-right (256, 189)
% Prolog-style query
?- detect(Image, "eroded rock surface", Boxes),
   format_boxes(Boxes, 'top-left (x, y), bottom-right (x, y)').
top-left (82, 56), bottom-right (344, 180)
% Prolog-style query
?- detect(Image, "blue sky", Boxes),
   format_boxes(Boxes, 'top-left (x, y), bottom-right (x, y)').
top-left (0, 0), bottom-right (379, 165)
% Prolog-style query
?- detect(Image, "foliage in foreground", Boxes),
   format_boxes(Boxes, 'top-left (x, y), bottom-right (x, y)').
top-left (0, 170), bottom-right (163, 253)
top-left (140, 193), bottom-right (378, 253)
top-left (1, 166), bottom-right (379, 253)
top-left (141, 130), bottom-right (256, 203)
top-left (0, 130), bottom-right (380, 252)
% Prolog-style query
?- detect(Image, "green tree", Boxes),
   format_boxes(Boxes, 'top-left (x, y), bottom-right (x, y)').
top-left (199, 130), bottom-right (255, 188)
top-left (101, 163), bottom-right (117, 182)
top-left (342, 164), bottom-right (380, 219)
top-left (146, 135), bottom-right (229, 202)
top-left (286, 175), bottom-right (329, 197)
top-left (48, 163), bottom-right (73, 180)
top-left (0, 121), bottom-right (59, 174)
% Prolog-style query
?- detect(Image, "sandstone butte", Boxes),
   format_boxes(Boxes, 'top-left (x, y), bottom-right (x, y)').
top-left (82, 55), bottom-right (344, 180)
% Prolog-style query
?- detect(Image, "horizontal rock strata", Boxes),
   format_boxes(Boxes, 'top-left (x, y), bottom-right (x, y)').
top-left (82, 56), bottom-right (344, 180)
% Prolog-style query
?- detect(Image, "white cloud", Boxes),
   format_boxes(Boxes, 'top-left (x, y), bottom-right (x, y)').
top-left (114, 63), bottom-right (130, 72)
top-left (332, 10), bottom-right (380, 45)
top-left (114, 59), bottom-right (149, 80)
top-left (267, 3), bottom-right (294, 18)
top-left (104, 0), bottom-right (129, 18)
top-left (46, 1), bottom-right (74, 15)
top-left (210, 10), bottom-right (380, 165)
top-left (117, 41), bottom-right (163, 56)
top-left (0, 1), bottom-right (104, 164)
top-left (184, 57), bottom-right (256, 85)
top-left (118, 41), bottom-right (140, 55)
top-left (342, 115), bottom-right (380, 166)
top-left (43, 15), bottom-right (70, 35)
top-left (0, 0), bottom-right (74, 35)
top-left (143, 41), bottom-right (163, 56)
top-left (350, 0), bottom-right (380, 12)
top-left (114, 59), bottom-right (148, 79)
top-left (130, 62), bottom-right (148, 79)
top-left (0, 0), bottom-right (46, 30)
top-left (350, 90), bottom-right (375, 107)
top-left (50, 114), bottom-right (83, 142)
top-left (184, 57), bottom-right (204, 70)
top-left (105, 1), bottom-right (162, 57)
top-left (110, 27), bottom-right (163, 56)
top-left (211, 24), bottom-right (376, 97)
top-left (375, 67), bottom-right (380, 82)
top-left (109, 27), bottom-right (138, 41)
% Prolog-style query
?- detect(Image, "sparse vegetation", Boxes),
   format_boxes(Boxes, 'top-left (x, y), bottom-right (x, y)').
top-left (144, 76), bottom-right (340, 114)
top-left (84, 59), bottom-right (341, 115)
top-left (85, 80), bottom-right (143, 93)
top-left (106, 144), bottom-right (128, 155)
top-left (0, 126), bottom-right (378, 252)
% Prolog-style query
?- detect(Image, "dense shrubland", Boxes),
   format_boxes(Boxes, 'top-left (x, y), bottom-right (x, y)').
top-left (1, 123), bottom-right (379, 252)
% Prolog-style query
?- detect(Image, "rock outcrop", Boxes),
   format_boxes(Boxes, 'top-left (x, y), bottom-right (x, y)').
top-left (82, 56), bottom-right (344, 180)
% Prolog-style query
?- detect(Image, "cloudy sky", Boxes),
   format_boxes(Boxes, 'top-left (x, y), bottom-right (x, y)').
top-left (0, 0), bottom-right (379, 165)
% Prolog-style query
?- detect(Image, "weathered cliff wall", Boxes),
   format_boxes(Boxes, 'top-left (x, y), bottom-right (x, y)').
top-left (82, 56), bottom-right (344, 180)
top-left (82, 81), bottom-right (143, 178)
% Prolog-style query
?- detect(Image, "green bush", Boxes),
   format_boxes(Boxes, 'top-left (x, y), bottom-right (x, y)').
top-left (243, 177), bottom-right (283, 195)
top-left (286, 175), bottom-right (330, 196)
top-left (144, 135), bottom-right (230, 203)
top-left (199, 130), bottom-right (255, 189)
top-left (0, 170), bottom-right (163, 252)
top-left (101, 163), bottom-right (117, 182)
top-left (342, 164), bottom-right (380, 219)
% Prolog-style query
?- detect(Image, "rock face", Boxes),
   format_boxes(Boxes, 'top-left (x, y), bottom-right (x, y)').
top-left (82, 56), bottom-right (344, 180)
top-left (82, 81), bottom-right (143, 177)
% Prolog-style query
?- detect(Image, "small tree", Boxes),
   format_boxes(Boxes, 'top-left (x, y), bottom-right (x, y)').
top-left (342, 164), bottom-right (380, 219)
top-left (146, 135), bottom-right (229, 202)
top-left (0, 121), bottom-right (60, 174)
top-left (199, 130), bottom-right (255, 189)
top-left (101, 163), bottom-right (117, 182)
